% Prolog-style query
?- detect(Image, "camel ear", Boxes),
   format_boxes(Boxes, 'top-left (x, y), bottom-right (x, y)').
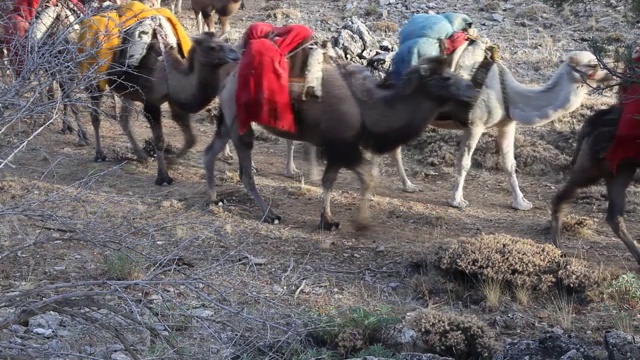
top-left (566, 53), bottom-right (579, 67)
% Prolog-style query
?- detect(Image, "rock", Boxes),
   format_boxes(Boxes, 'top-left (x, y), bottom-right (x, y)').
top-left (31, 328), bottom-right (54, 337)
top-left (47, 339), bottom-right (71, 353)
top-left (8, 324), bottom-right (26, 334)
top-left (492, 13), bottom-right (504, 22)
top-left (28, 312), bottom-right (63, 331)
top-left (552, 325), bottom-right (564, 335)
top-left (496, 333), bottom-right (599, 360)
top-left (332, 17), bottom-right (380, 61)
top-left (604, 330), bottom-right (640, 359)
top-left (111, 351), bottom-right (133, 360)
top-left (560, 350), bottom-right (584, 360)
top-left (346, 354), bottom-right (454, 360)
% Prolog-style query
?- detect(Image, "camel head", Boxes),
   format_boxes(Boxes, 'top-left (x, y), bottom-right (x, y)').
top-left (400, 56), bottom-right (478, 103)
top-left (191, 32), bottom-right (241, 66)
top-left (564, 51), bottom-right (613, 85)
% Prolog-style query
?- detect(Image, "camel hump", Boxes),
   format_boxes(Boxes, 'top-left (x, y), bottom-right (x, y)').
top-left (336, 63), bottom-right (383, 103)
top-left (118, 15), bottom-right (177, 68)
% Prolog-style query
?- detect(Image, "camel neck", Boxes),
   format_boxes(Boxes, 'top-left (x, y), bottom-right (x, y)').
top-left (502, 63), bottom-right (587, 126)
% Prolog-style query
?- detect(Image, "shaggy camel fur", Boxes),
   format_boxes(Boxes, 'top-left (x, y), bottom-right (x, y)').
top-left (191, 0), bottom-right (244, 37)
top-left (390, 40), bottom-right (612, 210)
top-left (550, 105), bottom-right (640, 265)
top-left (208, 49), bottom-right (478, 229)
top-left (89, 32), bottom-right (239, 185)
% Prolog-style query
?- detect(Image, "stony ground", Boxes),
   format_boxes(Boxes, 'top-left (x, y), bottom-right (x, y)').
top-left (1, 0), bottom-right (640, 359)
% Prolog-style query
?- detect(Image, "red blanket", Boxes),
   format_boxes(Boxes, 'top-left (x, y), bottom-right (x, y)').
top-left (3, 0), bottom-right (86, 76)
top-left (441, 30), bottom-right (468, 55)
top-left (605, 49), bottom-right (640, 172)
top-left (235, 22), bottom-right (313, 135)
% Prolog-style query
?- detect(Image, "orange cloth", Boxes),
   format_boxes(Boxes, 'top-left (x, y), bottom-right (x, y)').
top-left (76, 1), bottom-right (192, 91)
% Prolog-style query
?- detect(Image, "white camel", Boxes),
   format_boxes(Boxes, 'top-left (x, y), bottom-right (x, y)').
top-left (429, 43), bottom-right (612, 210)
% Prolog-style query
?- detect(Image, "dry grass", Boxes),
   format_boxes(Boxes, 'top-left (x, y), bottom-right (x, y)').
top-left (267, 8), bottom-right (301, 20)
top-left (516, 3), bottom-right (551, 21)
top-left (561, 214), bottom-right (595, 238)
top-left (514, 286), bottom-right (533, 307)
top-left (370, 21), bottom-right (399, 33)
top-left (547, 291), bottom-right (575, 331)
top-left (479, 278), bottom-right (505, 312)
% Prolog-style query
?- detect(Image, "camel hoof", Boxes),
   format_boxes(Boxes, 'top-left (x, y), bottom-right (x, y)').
top-left (221, 153), bottom-right (234, 161)
top-left (353, 219), bottom-right (371, 231)
top-left (284, 168), bottom-right (301, 178)
top-left (94, 152), bottom-right (107, 162)
top-left (155, 176), bottom-right (174, 186)
top-left (449, 198), bottom-right (469, 209)
top-left (512, 199), bottom-right (533, 211)
top-left (319, 213), bottom-right (340, 231)
top-left (76, 139), bottom-right (89, 147)
top-left (262, 213), bottom-right (282, 225)
top-left (402, 183), bottom-right (420, 193)
top-left (60, 126), bottom-right (74, 135)
top-left (211, 198), bottom-right (226, 207)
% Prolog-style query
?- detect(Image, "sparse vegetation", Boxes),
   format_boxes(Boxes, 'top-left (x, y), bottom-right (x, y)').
top-left (405, 309), bottom-right (499, 360)
top-left (434, 234), bottom-right (603, 294)
top-left (547, 291), bottom-right (575, 331)
top-left (104, 250), bottom-right (143, 280)
top-left (479, 278), bottom-right (505, 312)
top-left (514, 286), bottom-right (533, 307)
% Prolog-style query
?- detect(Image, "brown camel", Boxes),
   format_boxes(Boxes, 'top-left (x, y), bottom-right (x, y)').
top-left (550, 105), bottom-right (640, 265)
top-left (191, 0), bottom-right (244, 37)
top-left (87, 31), bottom-right (239, 185)
top-left (191, 38), bottom-right (478, 230)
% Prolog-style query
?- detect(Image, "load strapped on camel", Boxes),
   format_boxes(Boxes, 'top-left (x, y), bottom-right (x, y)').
top-left (389, 12), bottom-right (475, 83)
top-left (75, 0), bottom-right (191, 91)
top-left (235, 22), bottom-right (326, 136)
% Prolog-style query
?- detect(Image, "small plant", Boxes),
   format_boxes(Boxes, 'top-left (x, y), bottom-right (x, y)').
top-left (405, 309), bottom-right (499, 359)
top-left (548, 291), bottom-right (574, 331)
top-left (612, 311), bottom-right (635, 333)
top-left (354, 344), bottom-right (399, 359)
top-left (479, 278), bottom-right (504, 311)
top-left (607, 272), bottom-right (640, 309)
top-left (304, 306), bottom-right (401, 358)
top-left (364, 4), bottom-right (378, 16)
top-left (514, 286), bottom-right (533, 307)
top-left (104, 250), bottom-right (143, 280)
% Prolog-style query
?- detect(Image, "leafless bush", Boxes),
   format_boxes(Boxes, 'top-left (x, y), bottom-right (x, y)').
top-left (0, 8), bottom-right (313, 359)
top-left (0, 7), bottom-right (136, 170)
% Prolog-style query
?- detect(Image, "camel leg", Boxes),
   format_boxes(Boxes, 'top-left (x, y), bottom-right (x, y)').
top-left (306, 144), bottom-right (321, 180)
top-left (350, 157), bottom-right (374, 230)
top-left (143, 103), bottom-right (173, 186)
top-left (550, 156), bottom-right (602, 247)
top-left (604, 166), bottom-right (640, 265)
top-left (497, 122), bottom-right (531, 210)
top-left (201, 11), bottom-right (214, 33)
top-left (218, 16), bottom-right (231, 39)
top-left (320, 161), bottom-right (342, 231)
top-left (204, 131), bottom-right (230, 205)
top-left (194, 11), bottom-right (203, 33)
top-left (59, 81), bottom-right (89, 146)
top-left (171, 106), bottom-right (195, 159)
top-left (233, 129), bottom-right (282, 224)
top-left (391, 146), bottom-right (418, 193)
top-left (117, 98), bottom-right (147, 162)
top-left (88, 86), bottom-right (107, 162)
top-left (449, 126), bottom-right (484, 209)
top-left (284, 140), bottom-right (300, 178)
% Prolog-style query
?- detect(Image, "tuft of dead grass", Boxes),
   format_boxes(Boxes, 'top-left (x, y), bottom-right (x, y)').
top-left (104, 250), bottom-right (144, 281)
top-left (516, 3), bottom-right (551, 21)
top-left (434, 234), bottom-right (604, 293)
top-left (370, 21), bottom-right (399, 33)
top-left (479, 278), bottom-right (505, 312)
top-left (266, 8), bottom-right (301, 20)
top-left (547, 291), bottom-right (575, 331)
top-left (561, 214), bottom-right (595, 238)
top-left (514, 285), bottom-right (533, 307)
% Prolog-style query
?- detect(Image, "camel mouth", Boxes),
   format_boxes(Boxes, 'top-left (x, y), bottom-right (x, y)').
top-left (225, 49), bottom-right (241, 62)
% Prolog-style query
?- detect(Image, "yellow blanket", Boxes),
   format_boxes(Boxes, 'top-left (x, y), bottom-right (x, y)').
top-left (76, 1), bottom-right (192, 91)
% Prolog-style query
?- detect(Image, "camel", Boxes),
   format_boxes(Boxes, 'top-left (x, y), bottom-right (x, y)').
top-left (76, 3), bottom-right (239, 185)
top-left (380, 37), bottom-right (613, 210)
top-left (189, 32), bottom-right (479, 229)
top-left (550, 105), bottom-right (640, 265)
top-left (191, 0), bottom-right (244, 37)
